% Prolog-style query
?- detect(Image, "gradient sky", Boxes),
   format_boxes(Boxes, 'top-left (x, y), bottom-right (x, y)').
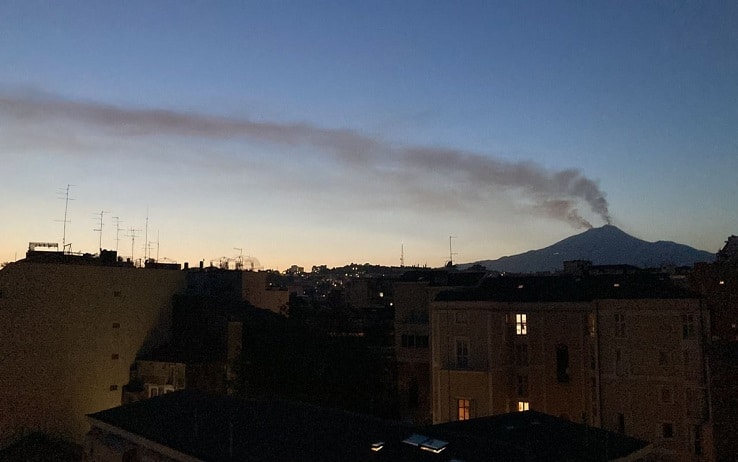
top-left (1, 1), bottom-right (736, 270)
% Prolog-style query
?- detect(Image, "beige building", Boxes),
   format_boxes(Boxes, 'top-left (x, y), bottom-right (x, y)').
top-left (0, 255), bottom-right (186, 447)
top-left (430, 273), bottom-right (712, 461)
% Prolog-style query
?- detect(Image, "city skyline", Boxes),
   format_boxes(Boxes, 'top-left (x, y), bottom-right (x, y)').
top-left (1, 1), bottom-right (736, 269)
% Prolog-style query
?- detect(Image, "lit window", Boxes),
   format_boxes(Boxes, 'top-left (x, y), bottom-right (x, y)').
top-left (518, 401), bottom-right (529, 412)
top-left (516, 314), bottom-right (527, 335)
top-left (457, 399), bottom-right (472, 421)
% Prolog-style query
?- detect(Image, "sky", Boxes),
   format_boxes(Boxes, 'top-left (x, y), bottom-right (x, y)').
top-left (1, 1), bottom-right (737, 270)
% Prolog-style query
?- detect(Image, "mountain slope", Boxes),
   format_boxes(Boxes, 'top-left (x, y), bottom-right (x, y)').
top-left (466, 225), bottom-right (715, 273)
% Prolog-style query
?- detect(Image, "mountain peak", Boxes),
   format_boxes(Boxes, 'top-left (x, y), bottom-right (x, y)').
top-left (466, 226), bottom-right (714, 273)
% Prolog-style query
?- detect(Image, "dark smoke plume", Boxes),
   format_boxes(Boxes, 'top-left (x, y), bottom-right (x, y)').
top-left (0, 92), bottom-right (611, 227)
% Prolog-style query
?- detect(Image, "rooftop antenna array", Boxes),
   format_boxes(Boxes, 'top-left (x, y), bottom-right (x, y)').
top-left (56, 184), bottom-right (75, 253)
top-left (93, 210), bottom-right (109, 252)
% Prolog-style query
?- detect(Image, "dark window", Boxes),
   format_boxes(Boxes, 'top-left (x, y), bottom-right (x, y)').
top-left (456, 338), bottom-right (469, 368)
top-left (401, 334), bottom-right (408, 347)
top-left (556, 344), bottom-right (570, 383)
top-left (662, 422), bottom-right (674, 438)
top-left (682, 314), bottom-right (695, 339)
top-left (516, 375), bottom-right (528, 397)
top-left (416, 335), bottom-right (429, 348)
top-left (515, 344), bottom-right (529, 366)
top-left (109, 384), bottom-right (118, 391)
top-left (617, 413), bottom-right (625, 434)
top-left (694, 425), bottom-right (703, 454)
top-left (113, 290), bottom-right (122, 297)
top-left (111, 354), bottom-right (119, 360)
top-left (112, 322), bottom-right (120, 329)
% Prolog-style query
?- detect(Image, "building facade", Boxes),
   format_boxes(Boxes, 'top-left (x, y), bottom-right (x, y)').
top-left (0, 256), bottom-right (186, 446)
top-left (430, 273), bottom-right (712, 461)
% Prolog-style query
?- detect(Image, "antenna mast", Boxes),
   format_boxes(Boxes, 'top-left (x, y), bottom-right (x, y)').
top-left (400, 242), bottom-right (405, 267)
top-left (144, 208), bottom-right (149, 261)
top-left (93, 210), bottom-right (109, 252)
top-left (113, 216), bottom-right (123, 252)
top-left (56, 184), bottom-right (75, 253)
top-left (126, 227), bottom-right (141, 264)
top-left (448, 235), bottom-right (457, 266)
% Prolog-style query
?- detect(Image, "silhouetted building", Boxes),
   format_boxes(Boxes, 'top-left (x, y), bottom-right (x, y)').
top-left (84, 389), bottom-right (652, 461)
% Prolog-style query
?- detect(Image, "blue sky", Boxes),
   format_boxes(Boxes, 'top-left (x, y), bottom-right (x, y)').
top-left (1, 1), bottom-right (736, 269)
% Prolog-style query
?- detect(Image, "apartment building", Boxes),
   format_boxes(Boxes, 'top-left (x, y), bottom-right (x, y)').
top-left (0, 251), bottom-right (186, 446)
top-left (430, 271), bottom-right (711, 461)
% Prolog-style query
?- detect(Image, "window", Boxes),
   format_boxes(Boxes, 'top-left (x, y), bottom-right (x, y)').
top-left (457, 399), bottom-right (472, 421)
top-left (515, 314), bottom-right (527, 335)
top-left (456, 338), bottom-right (469, 368)
top-left (516, 375), bottom-right (528, 397)
top-left (150, 387), bottom-right (159, 397)
top-left (617, 413), bottom-right (625, 434)
top-left (682, 314), bottom-right (695, 339)
top-left (662, 422), bottom-right (674, 438)
top-left (112, 322), bottom-right (120, 329)
top-left (109, 384), bottom-right (118, 391)
top-left (556, 344), bottom-right (570, 383)
top-left (589, 344), bottom-right (596, 370)
top-left (111, 353), bottom-right (119, 360)
top-left (113, 290), bottom-right (122, 297)
top-left (659, 350), bottom-right (670, 367)
top-left (693, 425), bottom-right (703, 455)
top-left (401, 334), bottom-right (427, 348)
top-left (661, 386), bottom-right (673, 403)
top-left (614, 313), bottom-right (626, 338)
top-left (517, 401), bottom-right (529, 412)
top-left (515, 344), bottom-right (529, 367)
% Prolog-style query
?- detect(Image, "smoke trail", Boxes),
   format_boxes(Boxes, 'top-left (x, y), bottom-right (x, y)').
top-left (0, 92), bottom-right (611, 227)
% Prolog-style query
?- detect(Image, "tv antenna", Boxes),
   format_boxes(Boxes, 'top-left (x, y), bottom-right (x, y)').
top-left (56, 184), bottom-right (75, 253)
top-left (93, 210), bottom-right (110, 252)
top-left (126, 227), bottom-right (141, 263)
top-left (448, 235), bottom-right (457, 266)
top-left (143, 208), bottom-right (149, 261)
top-left (113, 216), bottom-right (123, 252)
